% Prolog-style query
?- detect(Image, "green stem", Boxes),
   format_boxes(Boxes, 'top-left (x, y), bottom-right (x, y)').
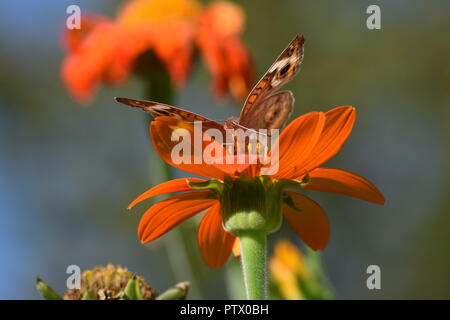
top-left (239, 231), bottom-right (267, 300)
top-left (136, 51), bottom-right (202, 299)
top-left (156, 281), bottom-right (190, 300)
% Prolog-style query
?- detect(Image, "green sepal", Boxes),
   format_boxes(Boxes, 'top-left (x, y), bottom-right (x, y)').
top-left (156, 281), bottom-right (190, 300)
top-left (299, 171), bottom-right (310, 187)
top-left (123, 275), bottom-right (143, 300)
top-left (187, 179), bottom-right (224, 195)
top-left (81, 290), bottom-right (97, 300)
top-left (36, 277), bottom-right (63, 300)
top-left (277, 172), bottom-right (310, 190)
top-left (282, 193), bottom-right (301, 212)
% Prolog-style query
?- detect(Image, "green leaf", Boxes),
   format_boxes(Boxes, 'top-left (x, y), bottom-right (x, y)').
top-left (123, 275), bottom-right (143, 300)
top-left (36, 277), bottom-right (63, 300)
top-left (81, 290), bottom-right (97, 300)
top-left (156, 282), bottom-right (190, 300)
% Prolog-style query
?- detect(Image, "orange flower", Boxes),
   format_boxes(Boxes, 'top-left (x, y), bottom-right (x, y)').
top-left (269, 240), bottom-right (307, 300)
top-left (61, 0), bottom-right (253, 104)
top-left (269, 240), bottom-right (333, 300)
top-left (129, 106), bottom-right (385, 267)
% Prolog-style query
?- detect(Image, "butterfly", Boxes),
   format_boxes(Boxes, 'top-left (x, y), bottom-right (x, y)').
top-left (116, 34), bottom-right (305, 134)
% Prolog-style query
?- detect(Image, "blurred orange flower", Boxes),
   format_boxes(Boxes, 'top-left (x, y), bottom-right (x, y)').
top-left (269, 240), bottom-right (307, 300)
top-left (128, 106), bottom-right (385, 267)
top-left (269, 239), bottom-right (333, 300)
top-left (61, 0), bottom-right (253, 104)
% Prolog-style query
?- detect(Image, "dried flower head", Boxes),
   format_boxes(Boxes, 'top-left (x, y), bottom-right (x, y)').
top-left (63, 264), bottom-right (155, 300)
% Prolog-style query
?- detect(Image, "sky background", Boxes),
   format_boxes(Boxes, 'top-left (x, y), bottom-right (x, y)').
top-left (0, 0), bottom-right (449, 299)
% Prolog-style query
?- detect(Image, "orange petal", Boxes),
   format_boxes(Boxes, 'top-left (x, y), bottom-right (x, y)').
top-left (117, 0), bottom-right (201, 26)
top-left (138, 191), bottom-right (215, 243)
top-left (212, 154), bottom-right (257, 178)
top-left (115, 0), bottom-right (201, 87)
top-left (104, 27), bottom-right (153, 85)
top-left (197, 202), bottom-right (236, 267)
top-left (271, 112), bottom-right (325, 179)
top-left (303, 106), bottom-right (356, 172)
top-left (150, 116), bottom-right (229, 179)
top-left (200, 2), bottom-right (245, 37)
top-left (196, 2), bottom-right (252, 101)
top-left (303, 168), bottom-right (385, 205)
top-left (62, 13), bottom-right (111, 53)
top-left (223, 39), bottom-right (253, 101)
top-left (282, 192), bottom-right (330, 251)
top-left (61, 21), bottom-right (120, 104)
top-left (197, 35), bottom-right (252, 101)
top-left (128, 177), bottom-right (207, 209)
top-left (151, 22), bottom-right (196, 86)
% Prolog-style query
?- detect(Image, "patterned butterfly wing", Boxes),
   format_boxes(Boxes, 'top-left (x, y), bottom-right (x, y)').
top-left (115, 97), bottom-right (225, 133)
top-left (237, 91), bottom-right (294, 131)
top-left (238, 35), bottom-right (304, 130)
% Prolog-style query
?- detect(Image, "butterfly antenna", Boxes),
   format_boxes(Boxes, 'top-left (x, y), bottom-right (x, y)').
top-left (184, 119), bottom-right (228, 124)
top-left (230, 121), bottom-right (272, 137)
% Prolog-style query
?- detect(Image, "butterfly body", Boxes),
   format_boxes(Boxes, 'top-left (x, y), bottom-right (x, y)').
top-left (116, 34), bottom-right (305, 133)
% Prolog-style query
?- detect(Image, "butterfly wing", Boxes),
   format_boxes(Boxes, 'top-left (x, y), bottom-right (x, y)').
top-left (115, 97), bottom-right (225, 133)
top-left (237, 91), bottom-right (294, 131)
top-left (238, 35), bottom-right (304, 130)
